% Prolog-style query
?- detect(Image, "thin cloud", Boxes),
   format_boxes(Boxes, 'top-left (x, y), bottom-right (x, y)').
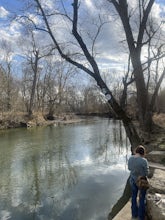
top-left (0, 6), bottom-right (9, 18)
top-left (0, 0), bottom-right (164, 75)
top-left (40, 0), bottom-right (55, 10)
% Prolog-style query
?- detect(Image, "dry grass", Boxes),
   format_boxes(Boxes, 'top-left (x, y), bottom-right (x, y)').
top-left (153, 113), bottom-right (165, 128)
top-left (0, 111), bottom-right (45, 129)
top-left (1, 111), bottom-right (165, 130)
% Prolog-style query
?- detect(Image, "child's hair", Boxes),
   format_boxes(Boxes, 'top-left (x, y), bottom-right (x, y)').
top-left (135, 145), bottom-right (146, 156)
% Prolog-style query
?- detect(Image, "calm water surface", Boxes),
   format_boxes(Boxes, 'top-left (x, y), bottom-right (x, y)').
top-left (0, 118), bottom-right (130, 220)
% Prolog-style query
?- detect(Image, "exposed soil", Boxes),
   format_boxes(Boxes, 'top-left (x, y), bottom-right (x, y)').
top-left (0, 112), bottom-right (83, 130)
top-left (0, 112), bottom-right (165, 155)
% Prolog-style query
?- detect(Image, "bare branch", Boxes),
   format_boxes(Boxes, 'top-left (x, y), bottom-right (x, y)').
top-left (34, 0), bottom-right (95, 78)
top-left (60, 0), bottom-right (73, 22)
top-left (142, 52), bottom-right (165, 72)
top-left (72, 0), bottom-right (102, 77)
top-left (150, 68), bottom-right (165, 111)
top-left (91, 16), bottom-right (109, 57)
top-left (16, 15), bottom-right (49, 33)
top-left (137, 0), bottom-right (154, 48)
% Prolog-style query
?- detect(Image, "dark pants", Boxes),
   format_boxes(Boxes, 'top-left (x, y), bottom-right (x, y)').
top-left (130, 178), bottom-right (146, 220)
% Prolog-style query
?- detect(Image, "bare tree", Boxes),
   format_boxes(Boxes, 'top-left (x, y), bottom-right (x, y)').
top-left (38, 58), bottom-right (76, 119)
top-left (28, 46), bottom-right (40, 116)
top-left (0, 41), bottom-right (13, 111)
top-left (20, 28), bottom-right (55, 116)
top-left (30, 0), bottom-right (141, 147)
top-left (108, 0), bottom-right (165, 131)
top-left (19, 0), bottom-right (165, 147)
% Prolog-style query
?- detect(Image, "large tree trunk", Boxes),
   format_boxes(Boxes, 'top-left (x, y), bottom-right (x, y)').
top-left (111, 0), bottom-right (155, 132)
top-left (94, 74), bottom-right (141, 149)
top-left (34, 0), bottom-right (141, 148)
top-left (131, 52), bottom-right (153, 132)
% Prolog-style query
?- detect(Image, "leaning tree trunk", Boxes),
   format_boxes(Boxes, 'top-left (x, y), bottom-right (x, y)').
top-left (34, 0), bottom-right (142, 150)
top-left (93, 73), bottom-right (141, 150)
top-left (131, 53), bottom-right (153, 132)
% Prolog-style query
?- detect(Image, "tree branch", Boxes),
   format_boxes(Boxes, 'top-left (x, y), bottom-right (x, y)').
top-left (137, 0), bottom-right (154, 48)
top-left (72, 0), bottom-right (101, 77)
top-left (91, 16), bottom-right (109, 57)
top-left (34, 0), bottom-right (95, 78)
top-left (150, 67), bottom-right (165, 111)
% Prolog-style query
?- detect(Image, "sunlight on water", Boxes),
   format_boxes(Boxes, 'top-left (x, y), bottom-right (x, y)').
top-left (0, 117), bottom-right (131, 220)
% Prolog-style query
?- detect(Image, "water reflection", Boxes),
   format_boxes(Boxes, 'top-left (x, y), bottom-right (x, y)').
top-left (0, 118), bottom-right (130, 220)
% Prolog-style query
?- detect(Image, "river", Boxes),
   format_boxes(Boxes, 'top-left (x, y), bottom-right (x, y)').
top-left (0, 117), bottom-right (130, 220)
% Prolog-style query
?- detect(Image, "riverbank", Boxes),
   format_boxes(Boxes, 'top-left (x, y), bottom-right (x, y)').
top-left (0, 117), bottom-right (129, 220)
top-left (1, 112), bottom-right (165, 219)
top-left (109, 113), bottom-right (165, 220)
top-left (110, 163), bottom-right (165, 220)
top-left (0, 112), bottom-right (165, 131)
top-left (42, 113), bottom-right (164, 220)
top-left (0, 112), bottom-right (84, 130)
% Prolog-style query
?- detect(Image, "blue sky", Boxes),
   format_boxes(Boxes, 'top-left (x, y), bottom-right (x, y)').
top-left (0, 0), bottom-right (164, 78)
top-left (0, 0), bottom-right (23, 13)
top-left (0, 0), bottom-right (164, 11)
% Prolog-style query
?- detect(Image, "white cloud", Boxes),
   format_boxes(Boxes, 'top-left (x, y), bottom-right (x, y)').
top-left (84, 0), bottom-right (95, 11)
top-left (0, 6), bottom-right (9, 18)
top-left (26, 12), bottom-right (42, 26)
top-left (0, 21), bottom-right (21, 43)
top-left (40, 0), bottom-right (55, 10)
top-left (152, 2), bottom-right (165, 21)
top-left (0, 20), bottom-right (23, 62)
top-left (0, 0), bottom-right (164, 79)
top-left (0, 210), bottom-right (11, 220)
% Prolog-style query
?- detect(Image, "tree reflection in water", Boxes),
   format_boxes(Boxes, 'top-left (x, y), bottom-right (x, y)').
top-left (0, 118), bottom-right (130, 220)
top-left (95, 119), bottom-right (130, 164)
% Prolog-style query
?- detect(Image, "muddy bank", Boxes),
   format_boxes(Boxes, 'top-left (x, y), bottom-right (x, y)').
top-left (0, 113), bottom-right (84, 130)
top-left (108, 134), bottom-right (165, 220)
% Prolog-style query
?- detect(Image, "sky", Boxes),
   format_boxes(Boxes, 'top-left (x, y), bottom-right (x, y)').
top-left (0, 0), bottom-right (165, 80)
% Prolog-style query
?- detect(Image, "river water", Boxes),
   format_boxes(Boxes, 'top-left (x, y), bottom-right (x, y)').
top-left (0, 117), bottom-right (130, 220)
